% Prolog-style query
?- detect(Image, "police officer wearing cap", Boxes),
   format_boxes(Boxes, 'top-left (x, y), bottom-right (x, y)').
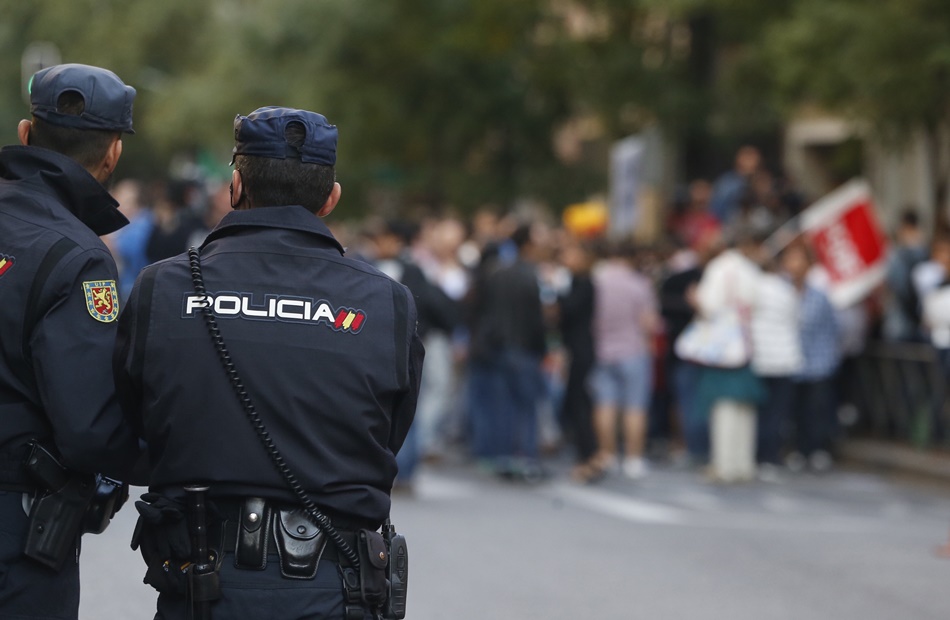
top-left (115, 107), bottom-right (423, 619)
top-left (0, 64), bottom-right (141, 618)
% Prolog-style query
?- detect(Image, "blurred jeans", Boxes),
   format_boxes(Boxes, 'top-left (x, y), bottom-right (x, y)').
top-left (791, 377), bottom-right (837, 456)
top-left (932, 347), bottom-right (950, 443)
top-left (414, 332), bottom-right (455, 457)
top-left (590, 354), bottom-right (653, 411)
top-left (672, 360), bottom-right (707, 461)
top-left (757, 376), bottom-right (794, 465)
top-left (469, 349), bottom-right (542, 462)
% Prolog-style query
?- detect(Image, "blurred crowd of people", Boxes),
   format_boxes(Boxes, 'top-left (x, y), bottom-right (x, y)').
top-left (102, 144), bottom-right (950, 489)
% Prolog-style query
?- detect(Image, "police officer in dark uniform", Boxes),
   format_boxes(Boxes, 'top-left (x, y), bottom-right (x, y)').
top-left (114, 107), bottom-right (423, 619)
top-left (0, 64), bottom-right (141, 619)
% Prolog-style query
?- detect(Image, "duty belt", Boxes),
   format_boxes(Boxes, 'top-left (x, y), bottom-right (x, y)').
top-left (212, 497), bottom-right (361, 579)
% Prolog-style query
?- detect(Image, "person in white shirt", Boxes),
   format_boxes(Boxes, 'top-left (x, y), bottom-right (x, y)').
top-left (750, 257), bottom-right (803, 479)
top-left (693, 229), bottom-right (767, 483)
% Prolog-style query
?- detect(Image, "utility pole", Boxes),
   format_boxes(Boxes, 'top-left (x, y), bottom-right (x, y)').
top-left (21, 42), bottom-right (61, 103)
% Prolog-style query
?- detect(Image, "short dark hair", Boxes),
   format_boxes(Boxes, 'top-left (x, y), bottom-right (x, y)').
top-left (383, 218), bottom-right (418, 246)
top-left (510, 223), bottom-right (534, 250)
top-left (900, 208), bottom-right (920, 228)
top-left (29, 90), bottom-right (119, 168)
top-left (234, 121), bottom-right (335, 212)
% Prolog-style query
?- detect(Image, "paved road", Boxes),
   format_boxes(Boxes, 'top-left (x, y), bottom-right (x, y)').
top-left (79, 461), bottom-right (950, 619)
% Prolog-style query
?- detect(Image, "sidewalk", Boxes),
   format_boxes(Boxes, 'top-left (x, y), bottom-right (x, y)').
top-left (841, 439), bottom-right (950, 483)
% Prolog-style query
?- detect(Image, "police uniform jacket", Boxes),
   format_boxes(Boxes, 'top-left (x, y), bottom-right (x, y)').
top-left (115, 205), bottom-right (423, 528)
top-left (0, 145), bottom-right (140, 480)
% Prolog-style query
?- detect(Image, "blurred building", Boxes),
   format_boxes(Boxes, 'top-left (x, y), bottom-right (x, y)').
top-left (785, 112), bottom-right (945, 234)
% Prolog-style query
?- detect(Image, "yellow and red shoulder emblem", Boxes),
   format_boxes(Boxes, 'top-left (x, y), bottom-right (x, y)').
top-left (0, 254), bottom-right (14, 279)
top-left (82, 280), bottom-right (119, 323)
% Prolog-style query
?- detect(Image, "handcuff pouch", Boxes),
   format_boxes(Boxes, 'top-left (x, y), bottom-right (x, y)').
top-left (274, 507), bottom-right (326, 579)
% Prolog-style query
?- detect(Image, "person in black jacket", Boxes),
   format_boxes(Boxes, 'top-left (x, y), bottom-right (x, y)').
top-left (115, 107), bottom-right (424, 619)
top-left (0, 63), bottom-right (141, 620)
top-left (467, 223), bottom-right (547, 479)
top-left (557, 240), bottom-right (599, 482)
top-left (369, 219), bottom-right (458, 489)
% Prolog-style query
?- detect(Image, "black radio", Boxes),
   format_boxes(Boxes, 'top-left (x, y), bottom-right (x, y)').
top-left (384, 521), bottom-right (408, 620)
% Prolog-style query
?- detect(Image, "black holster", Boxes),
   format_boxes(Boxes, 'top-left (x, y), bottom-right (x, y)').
top-left (20, 443), bottom-right (128, 571)
top-left (22, 443), bottom-right (96, 570)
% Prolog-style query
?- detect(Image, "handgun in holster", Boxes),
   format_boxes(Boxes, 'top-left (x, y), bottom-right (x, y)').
top-left (21, 442), bottom-right (127, 570)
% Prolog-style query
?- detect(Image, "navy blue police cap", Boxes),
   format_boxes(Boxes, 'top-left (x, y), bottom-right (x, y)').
top-left (29, 64), bottom-right (136, 134)
top-left (231, 106), bottom-right (337, 166)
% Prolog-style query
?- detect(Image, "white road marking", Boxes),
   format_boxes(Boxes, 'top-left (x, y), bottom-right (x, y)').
top-left (546, 483), bottom-right (686, 524)
top-left (761, 493), bottom-right (803, 514)
top-left (545, 481), bottom-right (881, 534)
top-left (669, 489), bottom-right (723, 511)
top-left (409, 470), bottom-right (920, 535)
top-left (880, 502), bottom-right (910, 518)
top-left (411, 471), bottom-right (480, 500)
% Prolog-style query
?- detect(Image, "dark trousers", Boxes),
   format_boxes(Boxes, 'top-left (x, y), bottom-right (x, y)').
top-left (932, 348), bottom-right (950, 442)
top-left (757, 376), bottom-right (795, 465)
top-left (154, 558), bottom-right (371, 620)
top-left (0, 491), bottom-right (80, 619)
top-left (791, 377), bottom-right (837, 456)
top-left (559, 351), bottom-right (597, 463)
top-left (468, 350), bottom-right (542, 462)
top-left (671, 360), bottom-right (708, 460)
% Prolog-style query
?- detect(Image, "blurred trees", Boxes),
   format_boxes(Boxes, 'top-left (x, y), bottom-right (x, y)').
top-left (764, 0), bottom-right (950, 219)
top-left (0, 0), bottom-right (947, 215)
top-left (0, 0), bottom-right (214, 176)
top-left (0, 0), bottom-right (704, 213)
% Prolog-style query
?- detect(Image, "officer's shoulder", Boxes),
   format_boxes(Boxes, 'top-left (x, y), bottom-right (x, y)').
top-left (332, 254), bottom-right (416, 302)
top-left (6, 202), bottom-right (116, 271)
top-left (332, 253), bottom-right (409, 286)
top-left (44, 224), bottom-right (115, 269)
top-left (137, 252), bottom-right (189, 279)
top-left (67, 227), bottom-right (113, 255)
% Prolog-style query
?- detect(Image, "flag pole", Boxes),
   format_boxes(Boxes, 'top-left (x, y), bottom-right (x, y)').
top-left (762, 212), bottom-right (805, 260)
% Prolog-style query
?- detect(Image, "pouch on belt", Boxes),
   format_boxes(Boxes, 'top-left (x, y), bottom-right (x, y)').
top-left (274, 507), bottom-right (327, 579)
top-left (235, 497), bottom-right (271, 570)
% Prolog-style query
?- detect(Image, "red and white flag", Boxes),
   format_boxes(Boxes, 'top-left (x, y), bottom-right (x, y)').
top-left (800, 179), bottom-right (888, 308)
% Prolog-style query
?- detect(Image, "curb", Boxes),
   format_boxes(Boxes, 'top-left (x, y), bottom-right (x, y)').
top-left (841, 439), bottom-right (950, 482)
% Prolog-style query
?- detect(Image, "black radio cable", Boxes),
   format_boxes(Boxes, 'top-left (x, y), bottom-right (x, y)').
top-left (187, 248), bottom-right (361, 569)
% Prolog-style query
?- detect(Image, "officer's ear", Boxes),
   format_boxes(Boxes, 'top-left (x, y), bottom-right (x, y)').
top-left (316, 182), bottom-right (341, 218)
top-left (230, 170), bottom-right (247, 209)
top-left (96, 137), bottom-right (123, 182)
top-left (17, 120), bottom-right (31, 146)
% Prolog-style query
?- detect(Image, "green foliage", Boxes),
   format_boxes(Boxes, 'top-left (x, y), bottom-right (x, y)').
top-left (0, 0), bottom-right (710, 213)
top-left (0, 0), bottom-right (214, 176)
top-left (3, 0), bottom-right (943, 214)
top-left (766, 0), bottom-right (950, 134)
